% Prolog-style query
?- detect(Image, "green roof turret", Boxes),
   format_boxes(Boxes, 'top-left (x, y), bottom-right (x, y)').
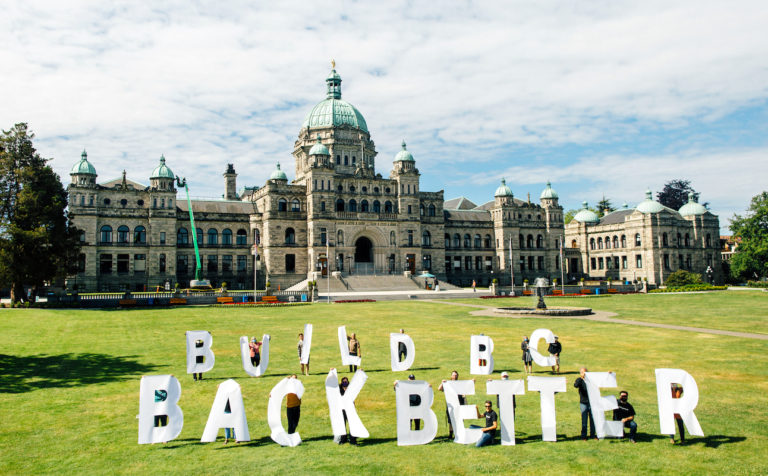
top-left (540, 181), bottom-right (558, 199)
top-left (308, 137), bottom-right (330, 156)
top-left (150, 155), bottom-right (175, 179)
top-left (70, 149), bottom-right (97, 176)
top-left (678, 192), bottom-right (708, 216)
top-left (269, 162), bottom-right (288, 181)
top-left (394, 140), bottom-right (415, 162)
top-left (494, 178), bottom-right (514, 197)
top-left (573, 201), bottom-right (600, 224)
top-left (302, 63), bottom-right (369, 133)
top-left (636, 189), bottom-right (665, 214)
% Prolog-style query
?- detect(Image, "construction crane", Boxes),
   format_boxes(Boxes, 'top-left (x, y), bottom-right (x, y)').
top-left (176, 176), bottom-right (212, 290)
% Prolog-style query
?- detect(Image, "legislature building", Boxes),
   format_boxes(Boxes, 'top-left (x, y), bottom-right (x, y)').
top-left (66, 66), bottom-right (722, 292)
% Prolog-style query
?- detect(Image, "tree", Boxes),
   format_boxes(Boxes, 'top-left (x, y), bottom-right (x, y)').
top-left (656, 179), bottom-right (706, 210)
top-left (665, 269), bottom-right (702, 287)
top-left (596, 196), bottom-right (615, 218)
top-left (729, 191), bottom-right (768, 281)
top-left (0, 123), bottom-right (80, 302)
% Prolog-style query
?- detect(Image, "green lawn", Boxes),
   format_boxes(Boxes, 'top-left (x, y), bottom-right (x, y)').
top-left (1, 296), bottom-right (766, 475)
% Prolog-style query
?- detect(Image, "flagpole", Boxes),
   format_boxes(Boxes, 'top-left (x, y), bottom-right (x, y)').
top-left (560, 235), bottom-right (565, 293)
top-left (509, 236), bottom-right (516, 296)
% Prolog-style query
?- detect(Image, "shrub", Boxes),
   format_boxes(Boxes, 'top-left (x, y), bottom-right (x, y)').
top-left (747, 280), bottom-right (768, 288)
top-left (650, 284), bottom-right (727, 293)
top-left (665, 270), bottom-right (702, 287)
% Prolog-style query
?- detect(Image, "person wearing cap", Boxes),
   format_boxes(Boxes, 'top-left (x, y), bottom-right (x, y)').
top-left (489, 372), bottom-right (516, 425)
top-left (394, 374), bottom-right (427, 430)
top-left (548, 336), bottom-right (562, 374)
top-left (521, 337), bottom-right (533, 374)
top-left (249, 336), bottom-right (262, 367)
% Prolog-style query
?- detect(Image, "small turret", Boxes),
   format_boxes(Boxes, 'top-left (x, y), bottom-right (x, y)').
top-left (70, 149), bottom-right (97, 187)
top-left (269, 162), bottom-right (288, 183)
top-left (150, 155), bottom-right (176, 191)
top-left (224, 163), bottom-right (238, 200)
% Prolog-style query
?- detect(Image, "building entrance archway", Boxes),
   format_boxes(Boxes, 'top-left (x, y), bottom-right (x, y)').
top-left (354, 237), bottom-right (373, 263)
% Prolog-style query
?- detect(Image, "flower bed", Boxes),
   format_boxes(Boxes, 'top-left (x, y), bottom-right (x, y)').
top-left (480, 295), bottom-right (521, 299)
top-left (334, 299), bottom-right (377, 303)
top-left (650, 284), bottom-right (728, 293)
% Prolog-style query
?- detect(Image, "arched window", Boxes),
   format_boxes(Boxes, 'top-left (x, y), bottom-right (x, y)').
top-left (635, 233), bottom-right (642, 246)
top-left (463, 234), bottom-right (471, 248)
top-left (519, 234), bottom-right (525, 248)
top-left (196, 228), bottom-right (203, 244)
top-left (360, 200), bottom-right (369, 212)
top-left (134, 226), bottom-right (146, 244)
top-left (484, 235), bottom-right (491, 248)
top-left (291, 199), bottom-right (300, 212)
top-left (590, 238), bottom-right (595, 250)
top-left (453, 234), bottom-right (460, 248)
top-left (428, 204), bottom-right (436, 217)
top-left (337, 230), bottom-right (344, 245)
top-left (445, 234), bottom-right (451, 248)
top-left (336, 155), bottom-right (340, 165)
top-left (207, 228), bottom-right (218, 245)
top-left (373, 200), bottom-right (381, 213)
top-left (422, 231), bottom-right (431, 246)
top-left (344, 155), bottom-right (349, 165)
top-left (222, 229), bottom-right (232, 245)
top-left (597, 237), bottom-right (603, 249)
top-left (253, 228), bottom-right (260, 245)
top-left (336, 199), bottom-right (345, 212)
top-left (662, 233), bottom-right (668, 246)
top-left (474, 234), bottom-right (481, 248)
top-left (390, 231), bottom-right (396, 245)
top-left (236, 229), bottom-right (247, 245)
top-left (613, 236), bottom-right (619, 248)
top-left (100, 225), bottom-right (112, 243)
top-left (385, 201), bottom-right (393, 213)
top-left (571, 239), bottom-right (578, 248)
top-left (278, 198), bottom-right (287, 211)
top-left (349, 199), bottom-right (357, 212)
top-left (684, 233), bottom-right (690, 247)
top-left (537, 235), bottom-right (543, 249)
top-left (285, 228), bottom-right (295, 244)
top-left (605, 236), bottom-right (611, 249)
top-left (706, 233), bottom-right (711, 247)
top-left (621, 235), bottom-right (627, 248)
top-left (177, 227), bottom-right (189, 245)
top-left (117, 225), bottom-right (129, 243)
top-left (527, 235), bottom-right (534, 248)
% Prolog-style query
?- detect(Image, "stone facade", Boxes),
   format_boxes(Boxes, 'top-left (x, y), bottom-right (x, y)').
top-left (65, 66), bottom-right (722, 291)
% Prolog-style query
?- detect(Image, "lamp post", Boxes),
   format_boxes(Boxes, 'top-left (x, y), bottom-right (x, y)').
top-left (327, 240), bottom-right (332, 304)
top-left (508, 236), bottom-right (515, 296)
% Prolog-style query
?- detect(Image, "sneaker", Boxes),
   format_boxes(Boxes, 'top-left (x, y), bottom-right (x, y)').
top-left (630, 439), bottom-right (636, 444)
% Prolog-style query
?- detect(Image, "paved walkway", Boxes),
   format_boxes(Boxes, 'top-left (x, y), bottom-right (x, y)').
top-left (424, 300), bottom-right (768, 341)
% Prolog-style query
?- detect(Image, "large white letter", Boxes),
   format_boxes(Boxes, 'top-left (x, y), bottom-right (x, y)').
top-left (486, 379), bottom-right (525, 445)
top-left (240, 334), bottom-right (270, 377)
top-left (527, 376), bottom-right (566, 441)
top-left (138, 375), bottom-right (183, 444)
top-left (584, 372), bottom-right (624, 438)
top-left (301, 324), bottom-right (313, 364)
top-left (394, 380), bottom-right (438, 446)
top-left (655, 369), bottom-right (704, 436)
top-left (186, 330), bottom-right (215, 375)
top-left (325, 369), bottom-right (369, 439)
top-left (390, 333), bottom-right (415, 371)
top-left (443, 380), bottom-right (482, 444)
top-left (268, 377), bottom-right (305, 447)
top-left (529, 328), bottom-right (557, 368)
top-left (337, 326), bottom-right (362, 367)
top-left (470, 335), bottom-right (494, 375)
top-left (200, 379), bottom-right (250, 442)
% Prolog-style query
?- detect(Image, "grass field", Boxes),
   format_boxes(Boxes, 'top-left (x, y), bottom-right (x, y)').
top-left (1, 292), bottom-right (766, 475)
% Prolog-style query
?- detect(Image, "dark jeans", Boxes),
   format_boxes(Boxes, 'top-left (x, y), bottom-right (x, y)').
top-left (671, 418), bottom-right (685, 442)
top-left (624, 420), bottom-right (637, 440)
top-left (287, 406), bottom-right (300, 434)
top-left (251, 353), bottom-right (260, 367)
top-left (349, 352), bottom-right (357, 372)
top-left (411, 419), bottom-right (421, 431)
top-left (580, 403), bottom-right (596, 438)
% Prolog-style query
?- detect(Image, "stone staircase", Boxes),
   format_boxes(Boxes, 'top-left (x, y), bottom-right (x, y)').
top-left (287, 274), bottom-right (464, 293)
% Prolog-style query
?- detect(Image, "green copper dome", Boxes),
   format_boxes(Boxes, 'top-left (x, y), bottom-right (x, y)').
top-left (394, 140), bottom-right (415, 162)
top-left (679, 192), bottom-right (708, 216)
top-left (573, 201), bottom-right (600, 224)
top-left (270, 162), bottom-right (288, 181)
top-left (70, 149), bottom-right (97, 175)
top-left (308, 138), bottom-right (330, 156)
top-left (150, 155), bottom-right (175, 179)
top-left (494, 178), bottom-right (514, 197)
top-left (540, 181), bottom-right (558, 199)
top-left (636, 189), bottom-right (665, 214)
top-left (301, 67), bottom-right (369, 133)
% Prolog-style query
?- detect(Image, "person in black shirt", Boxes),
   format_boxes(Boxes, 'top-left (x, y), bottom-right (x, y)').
top-left (612, 390), bottom-right (637, 443)
top-left (394, 374), bottom-right (425, 430)
top-left (573, 367), bottom-right (596, 440)
top-left (438, 370), bottom-right (467, 440)
top-left (398, 328), bottom-right (407, 362)
top-left (548, 336), bottom-right (562, 374)
top-left (475, 400), bottom-right (498, 447)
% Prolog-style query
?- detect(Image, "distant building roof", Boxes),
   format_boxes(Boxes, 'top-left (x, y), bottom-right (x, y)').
top-left (177, 199), bottom-right (257, 215)
top-left (445, 197), bottom-right (478, 210)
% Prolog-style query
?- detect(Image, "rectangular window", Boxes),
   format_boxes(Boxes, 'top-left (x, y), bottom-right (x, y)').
top-left (664, 254), bottom-right (670, 269)
top-left (679, 254), bottom-right (684, 269)
top-left (424, 254), bottom-right (432, 270)
top-left (528, 256), bottom-right (534, 270)
top-left (134, 254), bottom-right (146, 272)
top-left (321, 228), bottom-right (327, 245)
top-left (555, 255), bottom-right (560, 270)
top-left (485, 256), bottom-right (492, 271)
top-left (591, 257), bottom-right (596, 270)
top-left (159, 254), bottom-right (166, 273)
top-left (177, 255), bottom-right (189, 273)
top-left (475, 256), bottom-right (482, 270)
top-left (636, 254), bottom-right (643, 268)
top-left (160, 232), bottom-right (166, 244)
top-left (100, 254), bottom-right (112, 274)
top-left (222, 255), bottom-right (232, 272)
top-left (537, 256), bottom-right (544, 270)
top-left (445, 256), bottom-right (451, 271)
top-left (465, 256), bottom-right (472, 270)
top-left (408, 205), bottom-right (412, 215)
top-left (286, 254), bottom-right (296, 272)
top-left (453, 258), bottom-right (461, 270)
top-left (237, 255), bottom-right (247, 272)
top-left (321, 201), bottom-right (326, 212)
top-left (614, 256), bottom-right (619, 269)
top-left (117, 254), bottom-right (130, 273)
top-left (207, 255), bottom-right (218, 272)
top-left (606, 257), bottom-right (612, 269)
top-left (598, 257), bottom-right (604, 269)
top-left (408, 230), bottom-right (414, 246)
top-left (622, 256), bottom-right (628, 269)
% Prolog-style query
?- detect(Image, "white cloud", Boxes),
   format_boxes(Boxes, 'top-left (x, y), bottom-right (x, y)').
top-left (0, 0), bottom-right (766, 211)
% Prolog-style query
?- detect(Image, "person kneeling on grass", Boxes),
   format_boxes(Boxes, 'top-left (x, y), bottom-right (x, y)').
top-left (475, 400), bottom-right (498, 447)
top-left (612, 390), bottom-right (637, 443)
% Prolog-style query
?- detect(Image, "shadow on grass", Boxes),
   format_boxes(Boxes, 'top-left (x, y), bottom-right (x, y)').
top-left (695, 435), bottom-right (746, 448)
top-left (0, 353), bottom-right (161, 393)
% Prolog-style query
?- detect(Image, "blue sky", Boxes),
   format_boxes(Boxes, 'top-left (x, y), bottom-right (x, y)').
top-left (2, 1), bottom-right (767, 232)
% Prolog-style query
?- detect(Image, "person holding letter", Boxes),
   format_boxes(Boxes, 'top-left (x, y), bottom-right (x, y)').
top-left (670, 383), bottom-right (686, 444)
top-left (249, 337), bottom-right (262, 367)
top-left (548, 336), bottom-right (562, 374)
top-left (612, 390), bottom-right (637, 443)
top-left (287, 375), bottom-right (302, 434)
top-left (347, 332), bottom-right (361, 373)
top-left (394, 374), bottom-right (424, 430)
top-left (438, 370), bottom-right (468, 440)
top-left (574, 367), bottom-right (596, 440)
top-left (521, 337), bottom-right (533, 375)
top-left (474, 401), bottom-right (498, 447)
top-left (297, 333), bottom-right (308, 375)
top-left (398, 329), bottom-right (407, 362)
